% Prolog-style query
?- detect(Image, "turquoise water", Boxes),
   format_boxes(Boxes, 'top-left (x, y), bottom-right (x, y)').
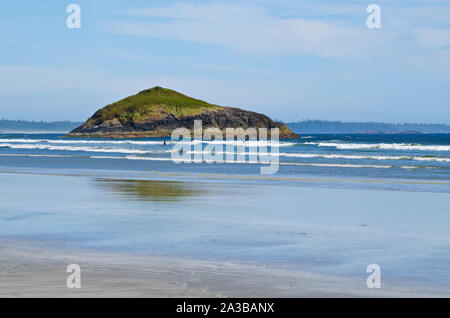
top-left (0, 133), bottom-right (449, 292)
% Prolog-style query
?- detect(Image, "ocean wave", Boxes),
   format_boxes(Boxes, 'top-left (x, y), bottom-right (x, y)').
top-left (281, 162), bottom-right (392, 168)
top-left (304, 142), bottom-right (450, 151)
top-left (0, 138), bottom-right (294, 147)
top-left (0, 152), bottom-right (434, 169)
top-left (0, 138), bottom-right (165, 145)
top-left (0, 143), bottom-right (161, 154)
top-left (126, 155), bottom-right (392, 168)
top-left (196, 140), bottom-right (295, 147)
top-left (183, 151), bottom-right (450, 162)
top-left (280, 153), bottom-right (450, 162)
top-left (2, 142), bottom-right (450, 164)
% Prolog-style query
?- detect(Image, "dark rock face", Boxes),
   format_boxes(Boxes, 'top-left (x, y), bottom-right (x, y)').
top-left (69, 107), bottom-right (300, 139)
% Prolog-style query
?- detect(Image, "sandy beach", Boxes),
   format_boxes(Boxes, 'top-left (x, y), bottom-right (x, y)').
top-left (1, 239), bottom-right (447, 298)
top-left (1, 165), bottom-right (450, 297)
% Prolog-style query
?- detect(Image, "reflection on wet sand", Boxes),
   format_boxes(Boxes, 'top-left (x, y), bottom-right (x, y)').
top-left (95, 178), bottom-right (205, 202)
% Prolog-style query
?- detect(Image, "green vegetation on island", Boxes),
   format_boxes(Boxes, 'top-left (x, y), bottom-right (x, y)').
top-left (69, 86), bottom-right (299, 139)
top-left (91, 87), bottom-right (222, 125)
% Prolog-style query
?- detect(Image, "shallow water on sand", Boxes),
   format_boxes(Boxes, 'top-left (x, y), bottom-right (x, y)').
top-left (1, 169), bottom-right (450, 292)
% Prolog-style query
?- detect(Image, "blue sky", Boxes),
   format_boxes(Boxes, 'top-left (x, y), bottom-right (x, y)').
top-left (1, 0), bottom-right (449, 123)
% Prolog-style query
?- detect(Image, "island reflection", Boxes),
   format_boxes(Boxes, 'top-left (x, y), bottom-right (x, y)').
top-left (95, 178), bottom-right (205, 202)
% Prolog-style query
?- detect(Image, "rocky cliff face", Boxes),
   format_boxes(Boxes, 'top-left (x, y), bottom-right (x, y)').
top-left (67, 87), bottom-right (299, 139)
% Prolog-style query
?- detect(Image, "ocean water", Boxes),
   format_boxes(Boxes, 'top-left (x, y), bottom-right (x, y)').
top-left (0, 133), bottom-right (449, 184)
top-left (1, 133), bottom-right (450, 292)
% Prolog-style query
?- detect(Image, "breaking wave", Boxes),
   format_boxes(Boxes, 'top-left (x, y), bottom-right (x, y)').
top-left (304, 142), bottom-right (450, 151)
top-left (0, 138), bottom-right (295, 147)
top-left (0, 143), bottom-right (165, 154)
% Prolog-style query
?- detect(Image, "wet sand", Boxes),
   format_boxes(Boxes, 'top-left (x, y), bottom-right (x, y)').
top-left (1, 170), bottom-right (450, 297)
top-left (0, 239), bottom-right (445, 298)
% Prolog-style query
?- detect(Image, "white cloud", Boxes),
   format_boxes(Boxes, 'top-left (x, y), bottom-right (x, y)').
top-left (105, 2), bottom-right (391, 57)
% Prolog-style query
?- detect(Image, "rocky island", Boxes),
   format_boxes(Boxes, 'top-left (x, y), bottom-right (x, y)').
top-left (67, 86), bottom-right (299, 139)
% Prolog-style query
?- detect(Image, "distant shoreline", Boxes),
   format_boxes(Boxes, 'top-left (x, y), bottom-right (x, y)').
top-left (0, 120), bottom-right (82, 133)
top-left (0, 130), bottom-right (71, 134)
top-left (287, 120), bottom-right (450, 134)
top-left (2, 119), bottom-right (450, 134)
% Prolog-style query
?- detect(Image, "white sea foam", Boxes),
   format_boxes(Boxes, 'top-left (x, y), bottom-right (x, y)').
top-left (280, 162), bottom-right (392, 168)
top-left (125, 155), bottom-right (392, 168)
top-left (0, 138), bottom-right (165, 145)
top-left (0, 143), bottom-right (157, 154)
top-left (0, 152), bottom-right (433, 169)
top-left (413, 156), bottom-right (450, 162)
top-left (304, 142), bottom-right (450, 151)
top-left (189, 139), bottom-right (294, 147)
top-left (279, 153), bottom-right (450, 162)
top-left (3, 142), bottom-right (449, 164)
top-left (185, 150), bottom-right (450, 162)
top-left (0, 138), bottom-right (295, 147)
top-left (0, 153), bottom-right (79, 158)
